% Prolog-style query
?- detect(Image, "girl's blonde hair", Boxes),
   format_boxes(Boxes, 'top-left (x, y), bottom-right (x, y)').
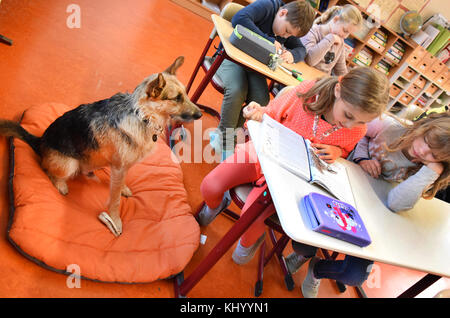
top-left (297, 66), bottom-right (389, 117)
top-left (314, 4), bottom-right (362, 27)
top-left (386, 112), bottom-right (450, 199)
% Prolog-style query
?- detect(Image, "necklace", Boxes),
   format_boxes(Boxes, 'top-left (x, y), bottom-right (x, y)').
top-left (312, 114), bottom-right (341, 140)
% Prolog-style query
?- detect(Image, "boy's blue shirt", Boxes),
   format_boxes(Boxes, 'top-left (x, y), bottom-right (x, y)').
top-left (231, 0), bottom-right (306, 63)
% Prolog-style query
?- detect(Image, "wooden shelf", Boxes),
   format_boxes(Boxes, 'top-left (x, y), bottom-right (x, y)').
top-left (323, 0), bottom-right (418, 78)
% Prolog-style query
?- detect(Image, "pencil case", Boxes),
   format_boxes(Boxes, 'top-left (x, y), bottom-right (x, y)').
top-left (299, 192), bottom-right (371, 247)
top-left (229, 24), bottom-right (277, 66)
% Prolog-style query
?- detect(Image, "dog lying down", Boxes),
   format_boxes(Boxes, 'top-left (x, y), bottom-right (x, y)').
top-left (0, 56), bottom-right (202, 237)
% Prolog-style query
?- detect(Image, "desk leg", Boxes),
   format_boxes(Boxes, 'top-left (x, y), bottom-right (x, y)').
top-left (397, 274), bottom-right (441, 298)
top-left (177, 185), bottom-right (271, 297)
top-left (190, 51), bottom-right (226, 104)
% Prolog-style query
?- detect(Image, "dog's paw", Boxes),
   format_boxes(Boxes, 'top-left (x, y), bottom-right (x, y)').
top-left (121, 185), bottom-right (132, 197)
top-left (98, 212), bottom-right (122, 237)
top-left (57, 183), bottom-right (69, 196)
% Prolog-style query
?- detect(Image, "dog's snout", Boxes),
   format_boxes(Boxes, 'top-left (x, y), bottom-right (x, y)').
top-left (181, 111), bottom-right (202, 120)
top-left (193, 110), bottom-right (202, 119)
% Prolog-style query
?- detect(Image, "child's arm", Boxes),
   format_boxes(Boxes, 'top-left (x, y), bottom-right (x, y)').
top-left (301, 29), bottom-right (341, 66)
top-left (281, 37), bottom-right (307, 63)
top-left (332, 48), bottom-right (348, 76)
top-left (352, 117), bottom-right (385, 161)
top-left (231, 0), bottom-right (277, 43)
top-left (387, 166), bottom-right (440, 212)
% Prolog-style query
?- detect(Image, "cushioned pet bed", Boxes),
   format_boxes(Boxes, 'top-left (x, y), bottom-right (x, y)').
top-left (7, 103), bottom-right (200, 283)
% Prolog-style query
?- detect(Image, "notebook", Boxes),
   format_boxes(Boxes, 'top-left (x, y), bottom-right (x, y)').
top-left (259, 114), bottom-right (356, 207)
top-left (300, 192), bottom-right (371, 247)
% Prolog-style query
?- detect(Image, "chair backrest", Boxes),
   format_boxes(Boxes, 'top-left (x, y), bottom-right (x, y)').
top-left (275, 86), bottom-right (294, 99)
top-left (209, 3), bottom-right (244, 39)
top-left (396, 104), bottom-right (424, 122)
top-left (221, 2), bottom-right (244, 21)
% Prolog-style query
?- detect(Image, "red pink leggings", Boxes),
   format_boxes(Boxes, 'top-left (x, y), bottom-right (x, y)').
top-left (200, 149), bottom-right (276, 247)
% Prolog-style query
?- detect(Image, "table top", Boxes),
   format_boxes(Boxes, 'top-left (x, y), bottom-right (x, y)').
top-left (212, 14), bottom-right (325, 85)
top-left (248, 120), bottom-right (450, 277)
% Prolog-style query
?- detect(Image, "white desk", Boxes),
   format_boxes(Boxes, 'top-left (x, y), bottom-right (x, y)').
top-left (248, 120), bottom-right (450, 295)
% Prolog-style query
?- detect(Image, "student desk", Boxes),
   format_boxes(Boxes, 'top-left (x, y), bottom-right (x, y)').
top-left (174, 119), bottom-right (450, 297)
top-left (246, 120), bottom-right (450, 297)
top-left (189, 14), bottom-right (324, 104)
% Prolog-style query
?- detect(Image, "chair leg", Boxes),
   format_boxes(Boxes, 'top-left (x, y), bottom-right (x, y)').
top-left (0, 34), bottom-right (12, 46)
top-left (256, 229), bottom-right (294, 293)
top-left (255, 240), bottom-right (266, 297)
top-left (270, 233), bottom-right (294, 291)
top-left (190, 51), bottom-right (226, 104)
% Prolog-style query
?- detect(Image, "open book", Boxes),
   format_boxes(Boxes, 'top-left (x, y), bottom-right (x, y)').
top-left (259, 114), bottom-right (356, 207)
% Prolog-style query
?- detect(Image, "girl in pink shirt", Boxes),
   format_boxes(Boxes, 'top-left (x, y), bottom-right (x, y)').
top-left (198, 67), bottom-right (389, 279)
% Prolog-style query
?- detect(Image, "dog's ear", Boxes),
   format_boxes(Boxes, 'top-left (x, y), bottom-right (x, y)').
top-left (146, 73), bottom-right (166, 98)
top-left (164, 56), bottom-right (184, 75)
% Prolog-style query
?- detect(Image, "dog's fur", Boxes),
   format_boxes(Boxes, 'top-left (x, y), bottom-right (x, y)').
top-left (0, 56), bottom-right (202, 236)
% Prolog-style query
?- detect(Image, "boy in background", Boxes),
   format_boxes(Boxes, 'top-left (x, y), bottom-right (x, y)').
top-left (210, 0), bottom-right (316, 160)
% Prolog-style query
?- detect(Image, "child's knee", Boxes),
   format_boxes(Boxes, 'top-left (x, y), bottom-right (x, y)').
top-left (343, 256), bottom-right (373, 286)
top-left (224, 83), bottom-right (248, 102)
top-left (200, 171), bottom-right (228, 203)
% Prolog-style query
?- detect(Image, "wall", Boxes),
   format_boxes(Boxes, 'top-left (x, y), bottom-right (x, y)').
top-left (421, 0), bottom-right (450, 21)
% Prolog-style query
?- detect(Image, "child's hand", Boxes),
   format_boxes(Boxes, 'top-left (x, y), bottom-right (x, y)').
top-left (311, 143), bottom-right (342, 164)
top-left (243, 102), bottom-right (265, 122)
top-left (274, 41), bottom-right (283, 54)
top-left (280, 50), bottom-right (294, 64)
top-left (331, 34), bottom-right (342, 45)
top-left (358, 159), bottom-right (381, 178)
top-left (425, 162), bottom-right (444, 175)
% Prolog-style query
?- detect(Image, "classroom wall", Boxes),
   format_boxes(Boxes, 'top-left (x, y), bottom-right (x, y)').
top-left (421, 0), bottom-right (450, 21)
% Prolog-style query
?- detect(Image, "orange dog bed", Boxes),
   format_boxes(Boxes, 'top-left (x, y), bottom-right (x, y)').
top-left (7, 103), bottom-right (200, 283)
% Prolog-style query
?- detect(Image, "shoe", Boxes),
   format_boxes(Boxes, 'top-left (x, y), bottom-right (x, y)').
top-left (301, 257), bottom-right (321, 298)
top-left (197, 191), bottom-right (231, 226)
top-left (285, 252), bottom-right (308, 274)
top-left (209, 130), bottom-right (222, 152)
top-left (221, 148), bottom-right (234, 162)
top-left (232, 233), bottom-right (266, 265)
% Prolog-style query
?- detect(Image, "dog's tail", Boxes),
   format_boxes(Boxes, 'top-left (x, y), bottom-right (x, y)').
top-left (0, 119), bottom-right (41, 156)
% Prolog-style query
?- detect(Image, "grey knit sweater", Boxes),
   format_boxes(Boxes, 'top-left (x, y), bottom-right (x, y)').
top-left (350, 115), bottom-right (439, 212)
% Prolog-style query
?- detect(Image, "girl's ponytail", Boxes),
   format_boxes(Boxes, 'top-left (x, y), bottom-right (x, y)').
top-left (314, 4), bottom-right (362, 27)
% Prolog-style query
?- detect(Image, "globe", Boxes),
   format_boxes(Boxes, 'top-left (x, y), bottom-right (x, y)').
top-left (400, 11), bottom-right (423, 35)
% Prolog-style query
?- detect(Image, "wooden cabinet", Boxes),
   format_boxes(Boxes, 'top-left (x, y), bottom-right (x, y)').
top-left (388, 46), bottom-right (449, 113)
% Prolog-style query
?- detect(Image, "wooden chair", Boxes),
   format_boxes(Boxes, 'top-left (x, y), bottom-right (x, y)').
top-left (186, 2), bottom-right (244, 96)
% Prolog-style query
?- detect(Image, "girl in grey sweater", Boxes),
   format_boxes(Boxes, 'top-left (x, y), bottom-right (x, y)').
top-left (300, 4), bottom-right (362, 76)
top-left (350, 112), bottom-right (450, 212)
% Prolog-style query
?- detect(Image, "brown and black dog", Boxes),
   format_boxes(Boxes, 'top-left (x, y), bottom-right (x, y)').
top-left (0, 56), bottom-right (202, 237)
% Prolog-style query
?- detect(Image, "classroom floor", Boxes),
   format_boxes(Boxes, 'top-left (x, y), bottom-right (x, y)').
top-left (0, 0), bottom-right (448, 298)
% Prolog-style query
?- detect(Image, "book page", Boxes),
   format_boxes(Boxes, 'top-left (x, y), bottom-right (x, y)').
top-left (306, 139), bottom-right (356, 207)
top-left (259, 114), bottom-right (311, 181)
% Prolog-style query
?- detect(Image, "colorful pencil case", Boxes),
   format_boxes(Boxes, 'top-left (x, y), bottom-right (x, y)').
top-left (300, 192), bottom-right (371, 247)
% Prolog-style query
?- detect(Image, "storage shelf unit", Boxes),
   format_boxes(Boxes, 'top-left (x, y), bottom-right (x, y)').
top-left (325, 0), bottom-right (418, 79)
top-left (388, 45), bottom-right (450, 113)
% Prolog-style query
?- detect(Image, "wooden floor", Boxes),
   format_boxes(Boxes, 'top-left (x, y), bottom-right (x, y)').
top-left (0, 0), bottom-right (448, 298)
